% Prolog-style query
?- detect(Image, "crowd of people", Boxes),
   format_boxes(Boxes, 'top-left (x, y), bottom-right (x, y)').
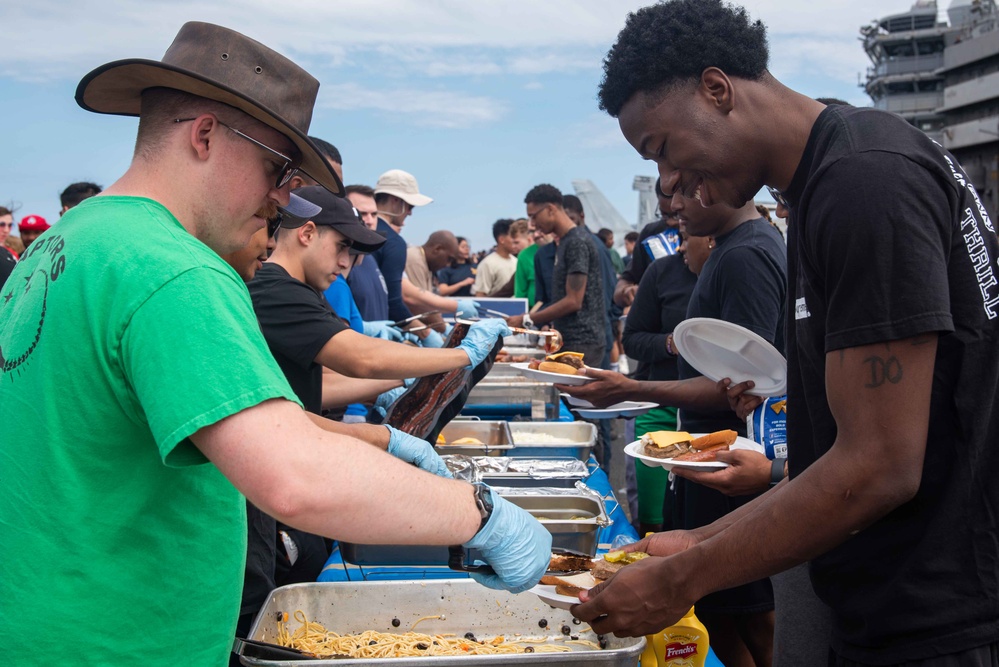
top-left (2, 1), bottom-right (997, 666)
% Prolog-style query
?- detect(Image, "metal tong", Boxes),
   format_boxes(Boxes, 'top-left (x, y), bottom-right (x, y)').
top-left (392, 310), bottom-right (440, 328)
top-left (455, 319), bottom-right (564, 354)
top-left (448, 546), bottom-right (591, 577)
top-left (232, 637), bottom-right (334, 660)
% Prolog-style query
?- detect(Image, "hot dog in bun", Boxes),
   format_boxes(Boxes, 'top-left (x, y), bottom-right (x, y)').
top-left (672, 429), bottom-right (738, 462)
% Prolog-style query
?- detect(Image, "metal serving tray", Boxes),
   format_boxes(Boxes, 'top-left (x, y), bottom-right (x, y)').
top-left (482, 363), bottom-right (546, 382)
top-left (507, 422), bottom-right (597, 460)
top-left (504, 493), bottom-right (603, 555)
top-left (464, 383), bottom-right (561, 421)
top-left (339, 490), bottom-right (604, 565)
top-left (435, 421), bottom-right (513, 456)
top-left (244, 580), bottom-right (644, 666)
top-left (479, 457), bottom-right (590, 489)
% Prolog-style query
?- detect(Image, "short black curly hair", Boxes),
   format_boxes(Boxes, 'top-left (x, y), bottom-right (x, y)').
top-left (524, 184), bottom-right (563, 207)
top-left (598, 0), bottom-right (769, 117)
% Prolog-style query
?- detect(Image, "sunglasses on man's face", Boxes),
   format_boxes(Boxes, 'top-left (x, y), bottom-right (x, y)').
top-left (174, 117), bottom-right (301, 189)
top-left (0, 222), bottom-right (12, 228)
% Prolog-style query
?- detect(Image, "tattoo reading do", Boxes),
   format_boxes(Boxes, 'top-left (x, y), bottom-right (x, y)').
top-left (864, 354), bottom-right (903, 388)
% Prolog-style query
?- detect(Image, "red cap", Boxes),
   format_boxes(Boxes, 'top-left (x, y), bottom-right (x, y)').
top-left (19, 215), bottom-right (50, 232)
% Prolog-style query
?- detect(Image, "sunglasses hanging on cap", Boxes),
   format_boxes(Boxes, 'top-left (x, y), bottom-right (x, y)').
top-left (267, 214), bottom-right (282, 238)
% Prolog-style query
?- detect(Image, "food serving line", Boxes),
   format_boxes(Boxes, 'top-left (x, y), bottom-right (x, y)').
top-left (239, 336), bottom-right (649, 665)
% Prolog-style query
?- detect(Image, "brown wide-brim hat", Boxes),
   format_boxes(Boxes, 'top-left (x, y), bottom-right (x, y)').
top-left (75, 21), bottom-right (343, 196)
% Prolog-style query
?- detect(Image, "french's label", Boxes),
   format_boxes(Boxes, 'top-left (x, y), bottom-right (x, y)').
top-left (664, 641), bottom-right (698, 659)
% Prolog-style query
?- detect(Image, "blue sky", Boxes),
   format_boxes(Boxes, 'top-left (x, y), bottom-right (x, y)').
top-left (0, 0), bottom-right (922, 251)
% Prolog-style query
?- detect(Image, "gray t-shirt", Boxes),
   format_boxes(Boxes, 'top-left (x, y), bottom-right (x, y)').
top-left (552, 226), bottom-right (605, 347)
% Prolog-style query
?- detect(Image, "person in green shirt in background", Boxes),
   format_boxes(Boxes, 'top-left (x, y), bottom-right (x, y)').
top-left (514, 216), bottom-right (553, 308)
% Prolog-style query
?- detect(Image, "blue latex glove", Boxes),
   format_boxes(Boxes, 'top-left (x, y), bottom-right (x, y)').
top-left (457, 319), bottom-right (511, 368)
top-left (463, 487), bottom-right (552, 593)
top-left (372, 385), bottom-right (407, 418)
top-left (420, 328), bottom-right (445, 348)
top-left (385, 426), bottom-right (452, 477)
top-left (455, 299), bottom-right (480, 320)
top-left (363, 320), bottom-right (405, 342)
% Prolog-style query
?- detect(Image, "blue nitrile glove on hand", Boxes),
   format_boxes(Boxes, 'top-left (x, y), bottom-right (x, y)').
top-left (458, 319), bottom-right (511, 368)
top-left (420, 328), bottom-right (445, 348)
top-left (373, 385), bottom-right (407, 418)
top-left (455, 299), bottom-right (480, 320)
top-left (385, 426), bottom-right (452, 477)
top-left (463, 487), bottom-right (552, 593)
top-left (363, 320), bottom-right (405, 342)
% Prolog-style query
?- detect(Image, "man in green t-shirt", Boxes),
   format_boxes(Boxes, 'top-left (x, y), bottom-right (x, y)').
top-left (514, 217), bottom-right (554, 308)
top-left (0, 22), bottom-right (550, 667)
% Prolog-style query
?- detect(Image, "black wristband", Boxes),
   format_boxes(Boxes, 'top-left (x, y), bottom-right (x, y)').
top-left (770, 457), bottom-right (787, 486)
top-left (471, 483), bottom-right (494, 532)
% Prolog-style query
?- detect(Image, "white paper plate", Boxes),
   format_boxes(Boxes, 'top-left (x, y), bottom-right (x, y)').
top-left (672, 317), bottom-right (786, 397)
top-left (530, 584), bottom-right (583, 610)
top-left (623, 435), bottom-right (764, 471)
top-left (510, 362), bottom-right (595, 386)
top-left (573, 401), bottom-right (659, 419)
top-left (561, 394), bottom-right (593, 408)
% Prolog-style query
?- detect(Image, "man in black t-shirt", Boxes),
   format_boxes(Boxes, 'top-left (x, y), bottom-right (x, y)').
top-left (509, 184), bottom-right (606, 366)
top-left (242, 186), bottom-right (511, 643)
top-left (249, 186), bottom-right (509, 416)
top-left (567, 2), bottom-right (999, 666)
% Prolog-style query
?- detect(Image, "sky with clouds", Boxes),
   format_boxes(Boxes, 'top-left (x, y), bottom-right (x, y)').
top-left (1, 0), bottom-right (932, 250)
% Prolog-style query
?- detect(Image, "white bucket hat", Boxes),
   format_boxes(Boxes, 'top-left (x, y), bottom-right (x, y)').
top-left (374, 169), bottom-right (433, 207)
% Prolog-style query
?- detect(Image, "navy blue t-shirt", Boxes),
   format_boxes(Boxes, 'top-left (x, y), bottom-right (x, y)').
top-left (347, 255), bottom-right (389, 322)
top-left (437, 262), bottom-right (476, 297)
top-left (369, 218), bottom-right (412, 322)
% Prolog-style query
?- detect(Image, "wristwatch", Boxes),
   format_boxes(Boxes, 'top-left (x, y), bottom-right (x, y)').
top-left (471, 483), bottom-right (494, 531)
top-left (770, 457), bottom-right (788, 486)
top-left (522, 314), bottom-right (534, 329)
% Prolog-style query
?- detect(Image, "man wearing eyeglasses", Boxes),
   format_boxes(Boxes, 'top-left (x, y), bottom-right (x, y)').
top-left (0, 23), bottom-right (551, 666)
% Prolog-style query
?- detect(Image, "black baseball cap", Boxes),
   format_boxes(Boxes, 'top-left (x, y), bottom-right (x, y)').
top-left (287, 185), bottom-right (387, 254)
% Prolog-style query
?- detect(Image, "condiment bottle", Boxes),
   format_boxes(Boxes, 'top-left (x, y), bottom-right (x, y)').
top-left (642, 607), bottom-right (710, 666)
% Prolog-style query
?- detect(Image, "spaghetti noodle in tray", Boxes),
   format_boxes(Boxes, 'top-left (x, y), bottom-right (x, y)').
top-left (277, 610), bottom-right (602, 658)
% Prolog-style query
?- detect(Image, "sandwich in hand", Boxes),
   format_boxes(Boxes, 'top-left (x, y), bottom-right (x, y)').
top-left (541, 550), bottom-right (650, 596)
top-left (641, 429), bottom-right (738, 462)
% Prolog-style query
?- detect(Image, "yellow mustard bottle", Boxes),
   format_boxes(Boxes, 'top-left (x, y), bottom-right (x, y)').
top-left (645, 607), bottom-right (710, 666)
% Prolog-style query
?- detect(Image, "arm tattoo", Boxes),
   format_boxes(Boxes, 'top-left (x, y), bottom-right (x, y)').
top-left (863, 353), bottom-right (903, 388)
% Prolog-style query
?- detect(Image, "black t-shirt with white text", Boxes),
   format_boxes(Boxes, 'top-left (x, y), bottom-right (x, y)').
top-left (247, 263), bottom-right (349, 415)
top-left (784, 105), bottom-right (999, 662)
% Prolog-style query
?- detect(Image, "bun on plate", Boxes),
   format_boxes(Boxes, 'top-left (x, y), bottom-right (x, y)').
top-left (538, 351), bottom-right (585, 376)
